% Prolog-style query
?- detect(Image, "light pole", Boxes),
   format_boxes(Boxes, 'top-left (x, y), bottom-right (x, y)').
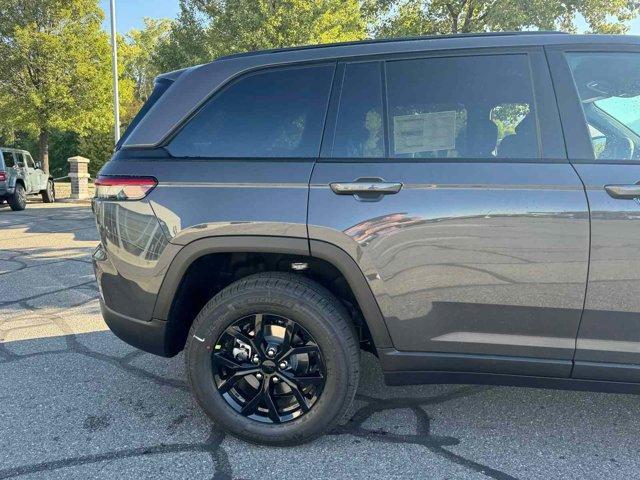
top-left (109, 0), bottom-right (121, 144)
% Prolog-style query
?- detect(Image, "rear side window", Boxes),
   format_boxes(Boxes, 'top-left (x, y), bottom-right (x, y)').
top-left (332, 62), bottom-right (384, 158)
top-left (168, 64), bottom-right (335, 158)
top-left (386, 54), bottom-right (539, 159)
top-left (566, 52), bottom-right (640, 161)
top-left (12, 152), bottom-right (24, 167)
top-left (117, 78), bottom-right (172, 151)
top-left (2, 151), bottom-right (15, 168)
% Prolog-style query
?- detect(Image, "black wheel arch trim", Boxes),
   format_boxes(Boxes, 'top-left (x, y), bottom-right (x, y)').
top-left (152, 235), bottom-right (394, 351)
top-left (309, 239), bottom-right (393, 350)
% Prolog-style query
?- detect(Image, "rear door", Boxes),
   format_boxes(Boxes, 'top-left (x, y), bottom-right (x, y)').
top-left (8, 152), bottom-right (27, 190)
top-left (23, 153), bottom-right (40, 193)
top-left (26, 153), bottom-right (47, 191)
top-left (308, 47), bottom-right (590, 376)
top-left (548, 46), bottom-right (640, 382)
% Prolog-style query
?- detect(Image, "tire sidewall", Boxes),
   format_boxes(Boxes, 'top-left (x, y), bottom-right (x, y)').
top-left (186, 284), bottom-right (354, 444)
top-left (10, 184), bottom-right (26, 211)
top-left (44, 180), bottom-right (55, 203)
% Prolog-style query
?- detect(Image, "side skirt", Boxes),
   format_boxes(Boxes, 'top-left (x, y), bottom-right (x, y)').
top-left (384, 370), bottom-right (640, 395)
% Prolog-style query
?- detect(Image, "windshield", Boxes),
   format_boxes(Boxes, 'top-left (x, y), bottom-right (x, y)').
top-left (594, 96), bottom-right (640, 136)
top-left (567, 52), bottom-right (640, 161)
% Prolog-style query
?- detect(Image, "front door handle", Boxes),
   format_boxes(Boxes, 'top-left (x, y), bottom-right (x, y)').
top-left (330, 181), bottom-right (403, 196)
top-left (604, 184), bottom-right (640, 199)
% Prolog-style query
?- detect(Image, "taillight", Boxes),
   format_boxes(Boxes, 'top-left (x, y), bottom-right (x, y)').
top-left (0, 171), bottom-right (6, 182)
top-left (94, 175), bottom-right (157, 201)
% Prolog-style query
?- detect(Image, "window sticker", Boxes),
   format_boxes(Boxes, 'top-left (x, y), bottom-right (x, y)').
top-left (393, 111), bottom-right (456, 154)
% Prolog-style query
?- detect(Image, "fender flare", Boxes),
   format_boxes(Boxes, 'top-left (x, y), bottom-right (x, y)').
top-left (152, 235), bottom-right (393, 350)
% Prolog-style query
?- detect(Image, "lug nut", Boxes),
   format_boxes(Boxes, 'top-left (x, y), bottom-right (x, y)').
top-left (256, 373), bottom-right (263, 380)
top-left (251, 355), bottom-right (260, 364)
top-left (279, 361), bottom-right (288, 370)
top-left (266, 348), bottom-right (277, 358)
top-left (272, 377), bottom-right (279, 384)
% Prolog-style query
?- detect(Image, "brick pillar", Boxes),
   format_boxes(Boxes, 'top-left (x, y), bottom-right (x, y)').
top-left (67, 156), bottom-right (90, 200)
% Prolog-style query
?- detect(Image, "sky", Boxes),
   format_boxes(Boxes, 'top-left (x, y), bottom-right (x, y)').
top-left (100, 0), bottom-right (640, 35)
top-left (99, 0), bottom-right (180, 33)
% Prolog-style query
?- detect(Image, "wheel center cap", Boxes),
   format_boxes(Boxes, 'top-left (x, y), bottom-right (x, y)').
top-left (261, 360), bottom-right (276, 374)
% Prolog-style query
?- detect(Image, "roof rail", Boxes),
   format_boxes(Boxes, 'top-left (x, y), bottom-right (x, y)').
top-left (216, 31), bottom-right (568, 61)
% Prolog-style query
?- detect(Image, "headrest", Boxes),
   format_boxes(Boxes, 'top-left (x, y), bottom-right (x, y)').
top-left (460, 119), bottom-right (498, 157)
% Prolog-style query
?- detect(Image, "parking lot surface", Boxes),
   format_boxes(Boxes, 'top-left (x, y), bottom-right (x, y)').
top-left (2, 203), bottom-right (640, 479)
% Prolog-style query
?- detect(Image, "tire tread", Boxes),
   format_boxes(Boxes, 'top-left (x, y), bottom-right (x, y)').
top-left (185, 272), bottom-right (360, 445)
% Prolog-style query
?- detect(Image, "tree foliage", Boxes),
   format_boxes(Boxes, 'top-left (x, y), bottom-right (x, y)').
top-left (363, 0), bottom-right (640, 37)
top-left (125, 18), bottom-right (173, 102)
top-left (0, 0), bottom-right (639, 179)
top-left (0, 0), bottom-right (119, 172)
top-left (155, 0), bottom-right (367, 71)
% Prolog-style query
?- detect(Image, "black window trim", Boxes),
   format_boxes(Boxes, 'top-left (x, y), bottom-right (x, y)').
top-left (319, 45), bottom-right (568, 164)
top-left (319, 60), bottom-right (387, 159)
top-left (163, 61), bottom-right (338, 160)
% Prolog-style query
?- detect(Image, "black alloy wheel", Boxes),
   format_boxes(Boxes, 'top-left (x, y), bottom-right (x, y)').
top-left (186, 272), bottom-right (360, 445)
top-left (211, 313), bottom-right (325, 424)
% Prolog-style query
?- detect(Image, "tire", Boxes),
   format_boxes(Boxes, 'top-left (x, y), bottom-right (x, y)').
top-left (9, 183), bottom-right (26, 211)
top-left (185, 272), bottom-right (360, 446)
top-left (41, 179), bottom-right (55, 203)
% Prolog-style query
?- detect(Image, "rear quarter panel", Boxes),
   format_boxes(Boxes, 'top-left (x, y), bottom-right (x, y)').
top-left (100, 159), bottom-right (314, 244)
top-left (95, 157), bottom-right (314, 320)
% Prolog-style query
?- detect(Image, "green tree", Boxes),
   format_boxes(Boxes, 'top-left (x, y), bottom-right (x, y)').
top-left (155, 0), bottom-right (367, 71)
top-left (364, 0), bottom-right (640, 37)
top-left (125, 18), bottom-right (173, 103)
top-left (0, 0), bottom-right (116, 173)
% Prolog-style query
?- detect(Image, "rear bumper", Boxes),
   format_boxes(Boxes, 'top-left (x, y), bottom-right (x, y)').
top-left (0, 182), bottom-right (12, 196)
top-left (100, 300), bottom-right (172, 357)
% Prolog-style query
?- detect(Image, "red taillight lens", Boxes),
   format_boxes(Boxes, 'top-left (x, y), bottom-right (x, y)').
top-left (94, 176), bottom-right (157, 200)
top-left (0, 171), bottom-right (6, 182)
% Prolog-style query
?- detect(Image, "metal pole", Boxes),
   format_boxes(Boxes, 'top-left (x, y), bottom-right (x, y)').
top-left (109, 0), bottom-right (121, 143)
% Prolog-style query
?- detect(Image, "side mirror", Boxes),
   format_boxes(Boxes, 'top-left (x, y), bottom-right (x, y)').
top-left (35, 161), bottom-right (42, 169)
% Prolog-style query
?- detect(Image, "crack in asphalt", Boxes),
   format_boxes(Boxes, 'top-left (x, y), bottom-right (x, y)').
top-left (0, 257), bottom-right (93, 276)
top-left (333, 388), bottom-right (518, 480)
top-left (0, 327), bottom-right (519, 480)
top-left (0, 441), bottom-right (224, 480)
top-left (0, 206), bottom-right (521, 479)
top-left (0, 280), bottom-right (98, 308)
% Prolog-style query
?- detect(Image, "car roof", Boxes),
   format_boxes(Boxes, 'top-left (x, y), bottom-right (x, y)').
top-left (0, 148), bottom-right (29, 154)
top-left (215, 31), bottom-right (568, 61)
top-left (123, 32), bottom-right (640, 149)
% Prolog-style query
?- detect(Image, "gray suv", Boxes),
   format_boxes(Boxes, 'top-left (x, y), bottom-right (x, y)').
top-left (93, 32), bottom-right (640, 445)
top-left (0, 148), bottom-right (55, 210)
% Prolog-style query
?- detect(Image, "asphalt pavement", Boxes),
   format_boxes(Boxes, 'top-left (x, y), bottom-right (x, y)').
top-left (1, 202), bottom-right (640, 479)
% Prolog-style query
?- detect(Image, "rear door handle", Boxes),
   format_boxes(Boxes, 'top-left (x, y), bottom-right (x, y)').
top-left (604, 184), bottom-right (640, 199)
top-left (330, 181), bottom-right (403, 195)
